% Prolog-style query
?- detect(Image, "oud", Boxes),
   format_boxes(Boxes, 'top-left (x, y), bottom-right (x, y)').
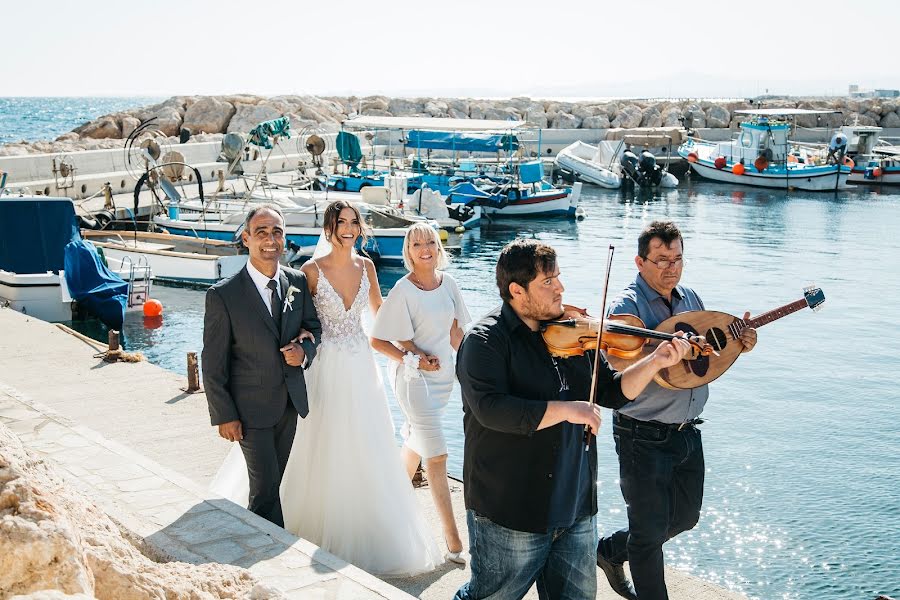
top-left (607, 286), bottom-right (826, 390)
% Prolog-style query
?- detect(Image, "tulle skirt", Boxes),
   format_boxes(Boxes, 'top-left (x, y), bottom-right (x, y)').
top-left (210, 338), bottom-right (442, 576)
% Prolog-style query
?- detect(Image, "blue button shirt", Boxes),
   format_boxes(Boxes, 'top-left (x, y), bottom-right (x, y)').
top-left (608, 274), bottom-right (709, 424)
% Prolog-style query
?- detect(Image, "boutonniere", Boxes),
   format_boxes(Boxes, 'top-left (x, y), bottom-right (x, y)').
top-left (283, 285), bottom-right (301, 313)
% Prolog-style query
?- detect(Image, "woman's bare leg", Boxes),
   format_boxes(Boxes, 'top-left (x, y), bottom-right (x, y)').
top-left (425, 454), bottom-right (462, 553)
top-left (401, 445), bottom-right (421, 481)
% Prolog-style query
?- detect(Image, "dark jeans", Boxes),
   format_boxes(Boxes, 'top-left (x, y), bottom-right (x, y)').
top-left (455, 511), bottom-right (597, 600)
top-left (598, 414), bottom-right (705, 600)
top-left (239, 405), bottom-right (297, 527)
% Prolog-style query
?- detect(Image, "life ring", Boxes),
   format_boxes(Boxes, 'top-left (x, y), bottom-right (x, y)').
top-left (842, 156), bottom-right (855, 169)
top-left (508, 188), bottom-right (521, 201)
top-left (333, 178), bottom-right (347, 191)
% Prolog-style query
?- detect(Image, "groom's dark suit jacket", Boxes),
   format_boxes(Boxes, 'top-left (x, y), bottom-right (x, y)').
top-left (202, 265), bottom-right (321, 429)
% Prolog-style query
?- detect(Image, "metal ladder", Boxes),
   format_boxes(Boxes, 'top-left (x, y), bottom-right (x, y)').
top-left (120, 256), bottom-right (153, 308)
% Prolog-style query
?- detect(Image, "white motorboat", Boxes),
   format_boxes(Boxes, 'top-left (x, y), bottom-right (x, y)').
top-left (81, 230), bottom-right (248, 286)
top-left (554, 141), bottom-right (622, 189)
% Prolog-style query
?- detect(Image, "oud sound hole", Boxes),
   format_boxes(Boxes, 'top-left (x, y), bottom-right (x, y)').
top-left (674, 321), bottom-right (708, 377)
top-left (706, 327), bottom-right (728, 351)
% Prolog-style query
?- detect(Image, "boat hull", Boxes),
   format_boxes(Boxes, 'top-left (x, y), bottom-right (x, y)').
top-left (848, 166), bottom-right (900, 185)
top-left (0, 271), bottom-right (73, 322)
top-left (153, 217), bottom-right (407, 265)
top-left (686, 160), bottom-right (850, 191)
top-left (554, 147), bottom-right (621, 189)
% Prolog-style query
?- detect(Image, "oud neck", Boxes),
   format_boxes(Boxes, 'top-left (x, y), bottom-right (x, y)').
top-left (748, 298), bottom-right (809, 328)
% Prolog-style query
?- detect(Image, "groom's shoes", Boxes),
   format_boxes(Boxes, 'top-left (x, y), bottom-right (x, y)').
top-left (596, 551), bottom-right (638, 600)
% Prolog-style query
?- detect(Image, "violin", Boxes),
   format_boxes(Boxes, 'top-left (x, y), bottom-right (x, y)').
top-left (540, 306), bottom-right (716, 362)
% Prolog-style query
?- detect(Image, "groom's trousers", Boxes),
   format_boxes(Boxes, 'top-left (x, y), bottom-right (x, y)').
top-left (239, 405), bottom-right (298, 527)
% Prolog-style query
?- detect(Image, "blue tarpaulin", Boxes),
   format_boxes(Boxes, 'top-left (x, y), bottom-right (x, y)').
top-left (336, 131), bottom-right (364, 170)
top-left (406, 130), bottom-right (519, 153)
top-left (0, 197), bottom-right (126, 329)
top-left (64, 238), bottom-right (127, 330)
top-left (0, 197), bottom-right (76, 273)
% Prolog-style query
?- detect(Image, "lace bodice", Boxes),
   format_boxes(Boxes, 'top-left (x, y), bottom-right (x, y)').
top-left (313, 265), bottom-right (370, 350)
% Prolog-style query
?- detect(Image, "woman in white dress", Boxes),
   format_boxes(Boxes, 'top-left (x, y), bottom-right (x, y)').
top-left (211, 201), bottom-right (441, 576)
top-left (370, 222), bottom-right (471, 564)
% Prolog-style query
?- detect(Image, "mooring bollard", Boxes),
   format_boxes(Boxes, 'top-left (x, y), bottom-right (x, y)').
top-left (105, 330), bottom-right (121, 362)
top-left (186, 352), bottom-right (201, 392)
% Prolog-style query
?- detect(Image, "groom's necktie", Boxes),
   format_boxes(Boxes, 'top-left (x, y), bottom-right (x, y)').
top-left (266, 279), bottom-right (282, 330)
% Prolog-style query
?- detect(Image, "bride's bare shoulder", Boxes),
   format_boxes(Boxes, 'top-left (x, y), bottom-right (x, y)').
top-left (300, 259), bottom-right (319, 293)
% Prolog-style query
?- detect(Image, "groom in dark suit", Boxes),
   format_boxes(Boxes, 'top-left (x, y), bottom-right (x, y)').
top-left (203, 204), bottom-right (321, 527)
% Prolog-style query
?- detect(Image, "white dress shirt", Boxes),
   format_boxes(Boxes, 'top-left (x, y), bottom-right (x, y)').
top-left (246, 260), bottom-right (281, 316)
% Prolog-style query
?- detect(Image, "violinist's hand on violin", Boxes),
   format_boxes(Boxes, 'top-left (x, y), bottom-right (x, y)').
top-left (739, 312), bottom-right (757, 353)
top-left (566, 401), bottom-right (602, 435)
top-left (651, 333), bottom-right (693, 368)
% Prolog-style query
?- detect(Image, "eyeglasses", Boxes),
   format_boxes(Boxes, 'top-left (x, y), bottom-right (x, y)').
top-left (643, 257), bottom-right (685, 270)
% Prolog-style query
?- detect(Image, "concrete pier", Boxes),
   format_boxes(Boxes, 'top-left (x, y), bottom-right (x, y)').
top-left (0, 307), bottom-right (745, 599)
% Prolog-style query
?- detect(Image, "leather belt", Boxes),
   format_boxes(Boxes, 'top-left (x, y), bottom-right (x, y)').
top-left (614, 412), bottom-right (704, 432)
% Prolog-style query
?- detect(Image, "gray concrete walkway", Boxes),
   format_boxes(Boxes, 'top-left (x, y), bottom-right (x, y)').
top-left (0, 307), bottom-right (745, 599)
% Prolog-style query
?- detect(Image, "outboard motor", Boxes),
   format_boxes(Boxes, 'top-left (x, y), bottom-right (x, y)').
top-left (620, 150), bottom-right (641, 184)
top-left (638, 151), bottom-right (664, 186)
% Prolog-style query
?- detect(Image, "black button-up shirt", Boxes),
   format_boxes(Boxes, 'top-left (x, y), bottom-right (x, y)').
top-left (456, 302), bottom-right (628, 533)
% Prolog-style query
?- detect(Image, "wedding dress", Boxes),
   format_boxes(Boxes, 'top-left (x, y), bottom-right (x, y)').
top-left (210, 263), bottom-right (442, 576)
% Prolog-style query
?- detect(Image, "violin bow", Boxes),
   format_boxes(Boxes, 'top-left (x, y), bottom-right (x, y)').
top-left (584, 244), bottom-right (615, 451)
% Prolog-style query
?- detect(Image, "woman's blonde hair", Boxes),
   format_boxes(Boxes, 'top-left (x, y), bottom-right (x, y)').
top-left (402, 223), bottom-right (449, 271)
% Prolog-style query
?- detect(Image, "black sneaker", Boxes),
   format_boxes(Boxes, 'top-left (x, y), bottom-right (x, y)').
top-left (596, 551), bottom-right (638, 600)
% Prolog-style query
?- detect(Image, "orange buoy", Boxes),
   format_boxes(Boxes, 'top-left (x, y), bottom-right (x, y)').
top-left (754, 156), bottom-right (769, 171)
top-left (873, 166), bottom-right (883, 178)
top-left (714, 156), bottom-right (727, 169)
top-left (733, 163), bottom-right (745, 175)
top-left (843, 156), bottom-right (855, 169)
top-left (687, 152), bottom-right (699, 163)
top-left (787, 154), bottom-right (799, 163)
top-left (143, 299), bottom-right (163, 317)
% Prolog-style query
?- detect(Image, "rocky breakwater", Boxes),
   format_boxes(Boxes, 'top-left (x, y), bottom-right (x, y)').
top-left (0, 423), bottom-right (278, 600)
top-left (2, 94), bottom-right (899, 157)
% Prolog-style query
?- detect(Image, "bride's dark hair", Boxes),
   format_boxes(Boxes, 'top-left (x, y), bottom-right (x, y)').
top-left (322, 200), bottom-right (370, 253)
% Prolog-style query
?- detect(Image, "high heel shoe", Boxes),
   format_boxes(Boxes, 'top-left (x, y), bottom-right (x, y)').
top-left (446, 540), bottom-right (467, 565)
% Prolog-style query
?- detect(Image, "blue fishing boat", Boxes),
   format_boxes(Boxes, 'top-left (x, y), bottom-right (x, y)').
top-left (679, 109), bottom-right (850, 191)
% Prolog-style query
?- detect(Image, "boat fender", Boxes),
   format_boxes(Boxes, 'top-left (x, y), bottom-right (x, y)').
top-left (508, 188), bottom-right (521, 201)
top-left (714, 156), bottom-right (727, 170)
top-left (754, 155), bottom-right (769, 172)
top-left (733, 163), bottom-right (745, 176)
top-left (334, 178), bottom-right (347, 191)
top-left (687, 152), bottom-right (699, 163)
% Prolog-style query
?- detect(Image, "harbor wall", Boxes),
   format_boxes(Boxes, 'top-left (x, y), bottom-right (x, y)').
top-left (3, 94), bottom-right (899, 158)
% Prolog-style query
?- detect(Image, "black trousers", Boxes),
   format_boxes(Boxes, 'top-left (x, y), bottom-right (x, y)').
top-left (239, 404), bottom-right (297, 527)
top-left (598, 414), bottom-right (705, 600)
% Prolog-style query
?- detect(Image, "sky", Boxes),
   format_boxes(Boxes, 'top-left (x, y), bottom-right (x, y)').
top-left (4, 0), bottom-right (899, 99)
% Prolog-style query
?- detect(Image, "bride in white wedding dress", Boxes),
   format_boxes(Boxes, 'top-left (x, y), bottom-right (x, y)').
top-left (211, 200), bottom-right (442, 576)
